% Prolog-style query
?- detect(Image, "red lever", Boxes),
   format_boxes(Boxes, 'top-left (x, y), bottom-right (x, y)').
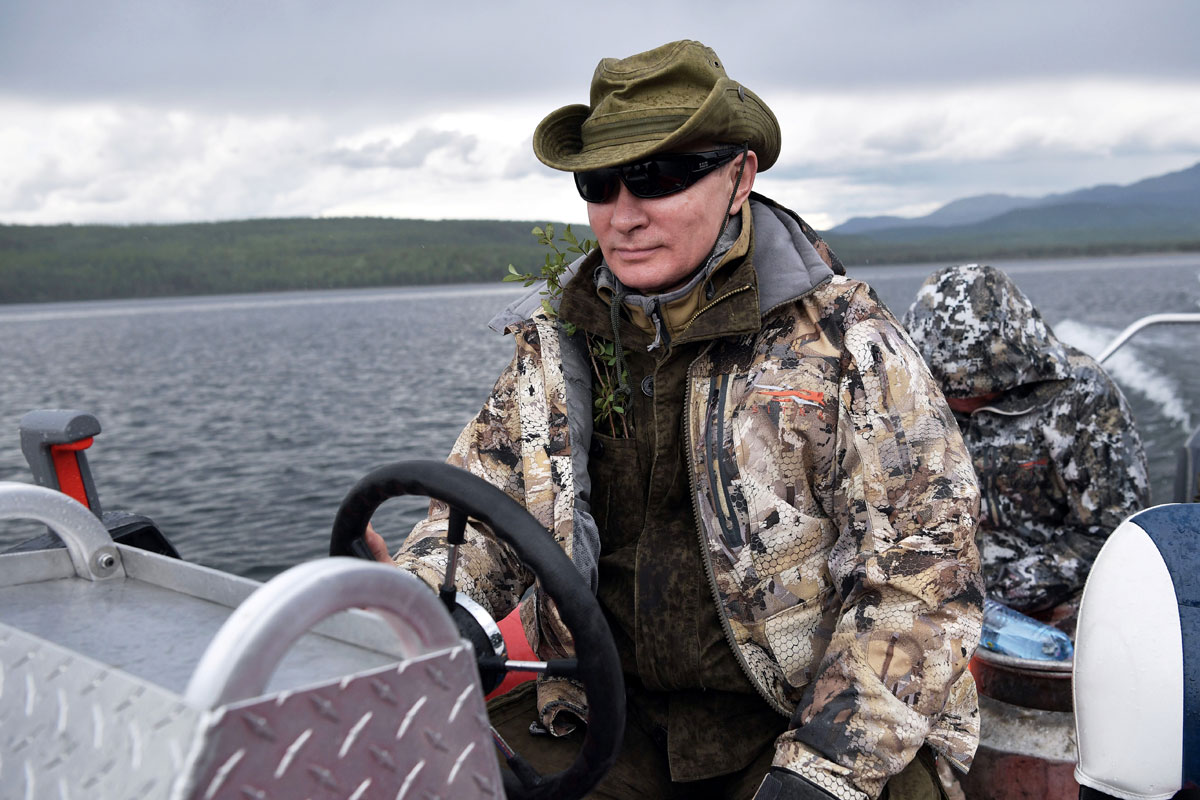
top-left (49, 437), bottom-right (95, 509)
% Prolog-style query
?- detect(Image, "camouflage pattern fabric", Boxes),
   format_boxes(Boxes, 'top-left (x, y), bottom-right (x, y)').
top-left (395, 200), bottom-right (983, 800)
top-left (903, 264), bottom-right (1150, 619)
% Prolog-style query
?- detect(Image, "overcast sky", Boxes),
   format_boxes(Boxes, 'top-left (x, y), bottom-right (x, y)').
top-left (2, 0), bottom-right (1198, 230)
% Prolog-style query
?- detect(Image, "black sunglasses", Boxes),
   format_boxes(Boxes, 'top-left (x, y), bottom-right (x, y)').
top-left (574, 146), bottom-right (744, 203)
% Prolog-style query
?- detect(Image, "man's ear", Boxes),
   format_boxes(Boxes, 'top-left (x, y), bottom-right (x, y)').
top-left (730, 149), bottom-right (759, 213)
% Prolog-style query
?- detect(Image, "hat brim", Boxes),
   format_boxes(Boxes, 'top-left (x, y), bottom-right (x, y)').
top-left (534, 80), bottom-right (780, 173)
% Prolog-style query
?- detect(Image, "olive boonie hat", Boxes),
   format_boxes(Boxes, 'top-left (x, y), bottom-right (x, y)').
top-left (533, 40), bottom-right (781, 173)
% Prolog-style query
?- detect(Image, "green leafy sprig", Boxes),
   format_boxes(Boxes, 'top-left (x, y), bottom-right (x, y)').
top-left (505, 224), bottom-right (630, 435)
top-left (504, 223), bottom-right (589, 336)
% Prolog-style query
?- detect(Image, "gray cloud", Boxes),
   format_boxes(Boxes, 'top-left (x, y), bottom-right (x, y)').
top-left (3, 0), bottom-right (1198, 226)
top-left (2, 0), bottom-right (1197, 114)
top-left (500, 138), bottom-right (548, 180)
top-left (862, 115), bottom-right (952, 157)
top-left (6, 157), bottom-right (71, 211)
top-left (323, 129), bottom-right (480, 170)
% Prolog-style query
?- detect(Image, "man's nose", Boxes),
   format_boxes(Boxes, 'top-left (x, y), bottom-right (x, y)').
top-left (608, 182), bottom-right (648, 232)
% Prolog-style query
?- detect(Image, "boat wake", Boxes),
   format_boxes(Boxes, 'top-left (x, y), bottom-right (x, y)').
top-left (1055, 318), bottom-right (1192, 432)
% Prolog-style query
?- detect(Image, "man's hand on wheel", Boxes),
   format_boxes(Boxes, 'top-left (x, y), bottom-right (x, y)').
top-left (364, 523), bottom-right (392, 563)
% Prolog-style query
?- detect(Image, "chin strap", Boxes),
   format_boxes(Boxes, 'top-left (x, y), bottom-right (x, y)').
top-left (700, 141), bottom-right (749, 274)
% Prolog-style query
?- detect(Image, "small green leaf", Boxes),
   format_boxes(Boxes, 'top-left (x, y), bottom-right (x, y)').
top-left (531, 226), bottom-right (544, 238)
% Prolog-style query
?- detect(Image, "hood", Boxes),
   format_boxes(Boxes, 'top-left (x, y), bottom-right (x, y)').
top-left (903, 264), bottom-right (1071, 398)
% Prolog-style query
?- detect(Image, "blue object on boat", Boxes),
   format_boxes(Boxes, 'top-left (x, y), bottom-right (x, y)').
top-left (981, 597), bottom-right (1074, 661)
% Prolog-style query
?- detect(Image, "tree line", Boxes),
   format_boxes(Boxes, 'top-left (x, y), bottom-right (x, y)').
top-left (2, 215), bottom-right (1197, 304)
top-left (0, 218), bottom-right (575, 303)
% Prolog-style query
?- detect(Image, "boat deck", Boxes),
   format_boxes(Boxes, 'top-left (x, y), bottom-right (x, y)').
top-left (0, 544), bottom-right (403, 696)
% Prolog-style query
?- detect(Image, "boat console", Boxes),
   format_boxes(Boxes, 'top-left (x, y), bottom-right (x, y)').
top-left (0, 480), bottom-right (501, 799)
top-left (0, 455), bottom-right (626, 800)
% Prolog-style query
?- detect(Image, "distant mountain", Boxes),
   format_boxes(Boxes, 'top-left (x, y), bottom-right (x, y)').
top-left (822, 161), bottom-right (1200, 265)
top-left (836, 193), bottom-right (1038, 234)
top-left (829, 161), bottom-right (1200, 236)
top-left (1036, 161), bottom-right (1200, 211)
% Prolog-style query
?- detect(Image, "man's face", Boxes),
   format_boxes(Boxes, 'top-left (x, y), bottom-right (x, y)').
top-left (585, 150), bottom-right (757, 294)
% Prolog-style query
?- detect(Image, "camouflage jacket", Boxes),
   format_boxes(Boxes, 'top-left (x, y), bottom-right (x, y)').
top-left (395, 197), bottom-right (983, 800)
top-left (903, 264), bottom-right (1150, 615)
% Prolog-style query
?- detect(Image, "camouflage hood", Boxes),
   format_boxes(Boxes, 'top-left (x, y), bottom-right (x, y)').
top-left (903, 264), bottom-right (1071, 398)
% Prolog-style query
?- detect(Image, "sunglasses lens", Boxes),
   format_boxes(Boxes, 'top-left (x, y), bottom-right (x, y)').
top-left (575, 169), bottom-right (620, 203)
top-left (622, 158), bottom-right (691, 198)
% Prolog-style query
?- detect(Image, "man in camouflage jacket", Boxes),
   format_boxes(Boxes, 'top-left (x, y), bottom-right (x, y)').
top-left (386, 41), bottom-right (983, 800)
top-left (903, 264), bottom-right (1149, 631)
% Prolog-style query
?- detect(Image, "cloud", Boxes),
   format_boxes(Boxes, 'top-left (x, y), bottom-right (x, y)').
top-left (0, 99), bottom-right (330, 222)
top-left (3, 0), bottom-right (1198, 114)
top-left (6, 72), bottom-right (1200, 229)
top-left (323, 129), bottom-right (481, 170)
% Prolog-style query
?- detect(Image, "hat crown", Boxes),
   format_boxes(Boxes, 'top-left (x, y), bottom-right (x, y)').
top-left (533, 40), bottom-right (780, 173)
top-left (583, 41), bottom-right (727, 151)
top-left (590, 40), bottom-right (726, 109)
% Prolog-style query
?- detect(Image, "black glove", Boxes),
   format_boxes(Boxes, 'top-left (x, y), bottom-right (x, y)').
top-left (753, 768), bottom-right (841, 800)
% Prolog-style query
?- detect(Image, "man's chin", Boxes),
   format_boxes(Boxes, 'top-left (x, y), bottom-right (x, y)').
top-left (610, 263), bottom-right (688, 294)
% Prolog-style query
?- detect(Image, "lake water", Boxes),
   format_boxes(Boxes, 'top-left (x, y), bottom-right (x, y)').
top-left (3, 252), bottom-right (1199, 581)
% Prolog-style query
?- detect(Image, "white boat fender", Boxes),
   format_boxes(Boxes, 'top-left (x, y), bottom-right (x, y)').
top-left (1074, 504), bottom-right (1199, 799)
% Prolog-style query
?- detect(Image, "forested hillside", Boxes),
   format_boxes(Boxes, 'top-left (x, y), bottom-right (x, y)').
top-left (0, 218), bottom-right (588, 303)
top-left (2, 210), bottom-right (1198, 304)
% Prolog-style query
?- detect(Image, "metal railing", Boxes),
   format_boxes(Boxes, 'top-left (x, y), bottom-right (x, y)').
top-left (1098, 313), bottom-right (1200, 364)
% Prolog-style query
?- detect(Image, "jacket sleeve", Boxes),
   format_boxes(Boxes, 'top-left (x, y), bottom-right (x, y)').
top-left (773, 303), bottom-right (984, 800)
top-left (987, 362), bottom-right (1150, 612)
top-left (391, 345), bottom-right (535, 621)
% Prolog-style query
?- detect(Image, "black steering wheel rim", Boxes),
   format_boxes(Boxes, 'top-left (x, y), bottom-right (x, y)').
top-left (330, 459), bottom-right (624, 800)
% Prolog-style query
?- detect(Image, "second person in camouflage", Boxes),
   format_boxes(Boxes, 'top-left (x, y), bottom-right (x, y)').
top-left (903, 264), bottom-right (1150, 635)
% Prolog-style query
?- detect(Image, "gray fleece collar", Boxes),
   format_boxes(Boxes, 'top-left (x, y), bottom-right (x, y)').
top-left (750, 200), bottom-right (835, 314)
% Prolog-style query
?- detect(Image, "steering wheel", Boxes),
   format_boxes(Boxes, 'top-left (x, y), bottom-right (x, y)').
top-left (329, 460), bottom-right (624, 800)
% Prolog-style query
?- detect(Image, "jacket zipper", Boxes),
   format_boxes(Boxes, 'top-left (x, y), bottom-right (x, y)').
top-left (678, 285), bottom-right (754, 335)
top-left (677, 274), bottom-right (838, 719)
top-left (684, 362), bottom-right (790, 717)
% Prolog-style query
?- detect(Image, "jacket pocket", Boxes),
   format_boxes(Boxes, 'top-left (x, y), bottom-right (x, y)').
top-left (588, 432), bottom-right (642, 551)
